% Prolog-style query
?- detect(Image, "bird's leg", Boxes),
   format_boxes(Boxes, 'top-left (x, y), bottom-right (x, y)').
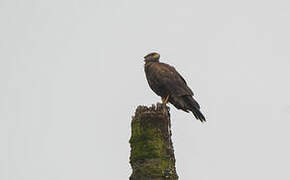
top-left (162, 95), bottom-right (170, 104)
top-left (161, 95), bottom-right (170, 115)
top-left (164, 95), bottom-right (169, 104)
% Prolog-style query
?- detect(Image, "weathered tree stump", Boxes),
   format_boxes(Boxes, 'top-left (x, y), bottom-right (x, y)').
top-left (129, 103), bottom-right (178, 180)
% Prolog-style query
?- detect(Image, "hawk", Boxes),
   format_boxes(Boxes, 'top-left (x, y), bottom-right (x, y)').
top-left (144, 52), bottom-right (206, 122)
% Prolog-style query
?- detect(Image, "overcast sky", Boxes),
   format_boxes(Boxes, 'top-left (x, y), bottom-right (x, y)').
top-left (1, 0), bottom-right (290, 179)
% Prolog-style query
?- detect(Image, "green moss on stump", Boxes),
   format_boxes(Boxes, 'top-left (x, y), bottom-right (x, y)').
top-left (129, 103), bottom-right (178, 180)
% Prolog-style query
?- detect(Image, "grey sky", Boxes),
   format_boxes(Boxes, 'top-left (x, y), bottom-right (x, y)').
top-left (1, 0), bottom-right (290, 179)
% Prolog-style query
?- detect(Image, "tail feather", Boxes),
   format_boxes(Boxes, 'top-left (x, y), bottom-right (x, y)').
top-left (191, 108), bottom-right (206, 122)
top-left (169, 95), bottom-right (206, 122)
top-left (185, 96), bottom-right (206, 122)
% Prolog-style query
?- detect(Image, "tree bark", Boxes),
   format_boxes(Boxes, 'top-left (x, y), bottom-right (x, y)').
top-left (129, 103), bottom-right (178, 180)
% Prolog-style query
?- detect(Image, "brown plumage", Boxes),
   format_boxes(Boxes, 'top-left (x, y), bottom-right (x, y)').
top-left (144, 52), bottom-right (206, 122)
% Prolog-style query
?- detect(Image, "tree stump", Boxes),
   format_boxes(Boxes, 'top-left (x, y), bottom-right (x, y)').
top-left (129, 103), bottom-right (178, 180)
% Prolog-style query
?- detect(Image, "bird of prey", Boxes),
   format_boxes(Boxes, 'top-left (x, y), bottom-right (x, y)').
top-left (144, 52), bottom-right (206, 122)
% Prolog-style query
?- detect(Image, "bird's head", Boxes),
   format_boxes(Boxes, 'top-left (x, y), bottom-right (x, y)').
top-left (144, 52), bottom-right (160, 63)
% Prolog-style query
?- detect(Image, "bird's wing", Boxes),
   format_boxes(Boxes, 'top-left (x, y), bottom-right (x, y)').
top-left (152, 62), bottom-right (194, 96)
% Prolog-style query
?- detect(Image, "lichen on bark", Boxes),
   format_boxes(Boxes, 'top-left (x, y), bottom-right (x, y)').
top-left (129, 103), bottom-right (178, 180)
